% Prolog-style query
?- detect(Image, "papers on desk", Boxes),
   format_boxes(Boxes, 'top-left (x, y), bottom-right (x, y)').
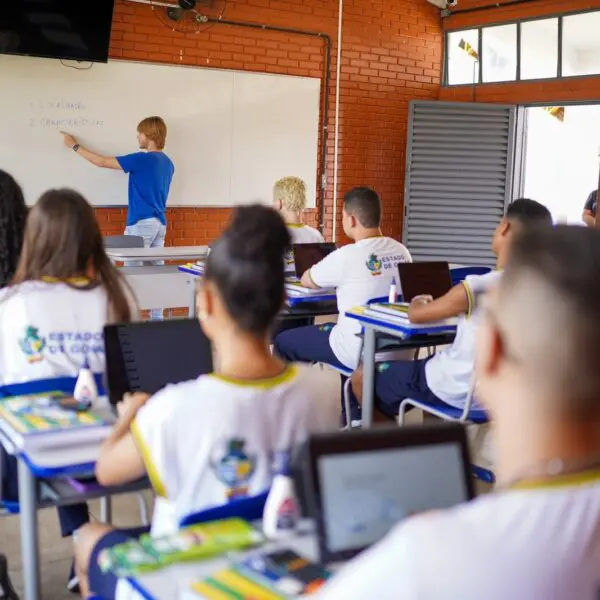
top-left (0, 394), bottom-right (114, 452)
top-left (363, 303), bottom-right (458, 329)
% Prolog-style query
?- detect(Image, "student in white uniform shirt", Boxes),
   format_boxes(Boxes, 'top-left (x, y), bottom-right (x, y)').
top-left (348, 199), bottom-right (552, 424)
top-left (273, 176), bottom-right (324, 274)
top-left (0, 188), bottom-right (137, 593)
top-left (317, 224), bottom-right (600, 600)
top-left (274, 187), bottom-right (412, 371)
top-left (74, 205), bottom-right (339, 600)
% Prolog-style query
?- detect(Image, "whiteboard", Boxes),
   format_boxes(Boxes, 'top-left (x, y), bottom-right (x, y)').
top-left (0, 55), bottom-right (320, 207)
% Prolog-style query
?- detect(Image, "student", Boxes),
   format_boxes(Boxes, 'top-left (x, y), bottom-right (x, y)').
top-left (0, 170), bottom-right (28, 288)
top-left (274, 187), bottom-right (412, 371)
top-left (273, 176), bottom-right (324, 273)
top-left (0, 188), bottom-right (137, 592)
top-left (347, 199), bottom-right (552, 423)
top-left (317, 225), bottom-right (600, 600)
top-left (582, 189), bottom-right (597, 227)
top-left (62, 117), bottom-right (174, 320)
top-left (73, 205), bottom-right (338, 599)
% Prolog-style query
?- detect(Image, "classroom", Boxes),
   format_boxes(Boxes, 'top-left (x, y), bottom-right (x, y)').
top-left (1, 0), bottom-right (600, 599)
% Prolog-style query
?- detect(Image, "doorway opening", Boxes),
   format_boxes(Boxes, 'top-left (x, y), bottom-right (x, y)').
top-left (523, 104), bottom-right (600, 224)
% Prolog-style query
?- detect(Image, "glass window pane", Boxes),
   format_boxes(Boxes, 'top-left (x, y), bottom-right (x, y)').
top-left (447, 29), bottom-right (480, 85)
top-left (520, 18), bottom-right (558, 80)
top-left (563, 11), bottom-right (600, 77)
top-left (482, 24), bottom-right (517, 82)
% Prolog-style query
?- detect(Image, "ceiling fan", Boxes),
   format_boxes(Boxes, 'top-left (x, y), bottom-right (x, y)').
top-left (148, 0), bottom-right (227, 34)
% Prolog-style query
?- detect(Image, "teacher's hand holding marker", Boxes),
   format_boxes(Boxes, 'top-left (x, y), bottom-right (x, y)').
top-left (62, 117), bottom-right (175, 320)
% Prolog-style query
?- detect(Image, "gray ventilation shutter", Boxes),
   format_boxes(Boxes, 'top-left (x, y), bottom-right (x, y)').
top-left (403, 100), bottom-right (518, 267)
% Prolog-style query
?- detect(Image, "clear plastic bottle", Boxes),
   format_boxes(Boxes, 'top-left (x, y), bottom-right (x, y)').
top-left (73, 357), bottom-right (98, 407)
top-left (263, 451), bottom-right (300, 540)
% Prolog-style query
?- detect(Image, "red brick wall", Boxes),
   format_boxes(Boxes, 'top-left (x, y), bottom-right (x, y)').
top-left (440, 0), bottom-right (600, 104)
top-left (97, 0), bottom-right (442, 244)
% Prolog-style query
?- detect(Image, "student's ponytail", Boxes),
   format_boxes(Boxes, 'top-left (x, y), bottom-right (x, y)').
top-left (205, 204), bottom-right (291, 334)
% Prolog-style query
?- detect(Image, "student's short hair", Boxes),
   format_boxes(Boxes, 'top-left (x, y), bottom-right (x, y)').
top-left (501, 225), bottom-right (600, 416)
top-left (273, 177), bottom-right (307, 212)
top-left (137, 116), bottom-right (167, 150)
top-left (205, 205), bottom-right (291, 335)
top-left (343, 187), bottom-right (381, 228)
top-left (506, 198), bottom-right (552, 227)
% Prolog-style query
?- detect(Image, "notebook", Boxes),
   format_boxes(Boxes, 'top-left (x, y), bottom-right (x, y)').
top-left (292, 243), bottom-right (336, 279)
top-left (104, 319), bottom-right (213, 406)
top-left (397, 261), bottom-right (452, 302)
top-left (0, 393), bottom-right (114, 452)
top-left (297, 424), bottom-right (474, 564)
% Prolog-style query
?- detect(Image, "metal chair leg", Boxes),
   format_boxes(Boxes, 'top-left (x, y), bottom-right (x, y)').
top-left (343, 378), bottom-right (352, 430)
top-left (136, 492), bottom-right (150, 526)
top-left (100, 496), bottom-right (112, 524)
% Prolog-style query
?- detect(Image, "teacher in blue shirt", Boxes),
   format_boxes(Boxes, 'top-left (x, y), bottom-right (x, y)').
top-left (62, 117), bottom-right (174, 319)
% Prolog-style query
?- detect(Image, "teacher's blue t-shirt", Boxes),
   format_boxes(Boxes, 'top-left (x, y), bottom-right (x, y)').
top-left (117, 151), bottom-right (175, 226)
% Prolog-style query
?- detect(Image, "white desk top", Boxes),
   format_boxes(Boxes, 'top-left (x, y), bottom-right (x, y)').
top-left (106, 246), bottom-right (209, 262)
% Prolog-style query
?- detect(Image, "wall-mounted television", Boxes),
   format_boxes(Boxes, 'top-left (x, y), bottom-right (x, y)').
top-left (0, 1), bottom-right (115, 63)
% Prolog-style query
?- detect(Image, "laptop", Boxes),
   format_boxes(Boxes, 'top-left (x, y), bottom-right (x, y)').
top-left (397, 261), bottom-right (452, 302)
top-left (292, 243), bottom-right (336, 279)
top-left (104, 319), bottom-right (213, 406)
top-left (296, 424), bottom-right (474, 564)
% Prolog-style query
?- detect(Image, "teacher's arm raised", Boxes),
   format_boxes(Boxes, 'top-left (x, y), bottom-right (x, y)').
top-left (61, 132), bottom-right (122, 170)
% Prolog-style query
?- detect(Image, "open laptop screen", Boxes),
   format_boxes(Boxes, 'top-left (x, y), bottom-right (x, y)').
top-left (104, 319), bottom-right (213, 405)
top-left (397, 261), bottom-right (452, 302)
top-left (293, 243), bottom-right (336, 279)
top-left (303, 425), bottom-right (473, 563)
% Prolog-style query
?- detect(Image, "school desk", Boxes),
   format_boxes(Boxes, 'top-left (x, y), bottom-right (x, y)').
top-left (105, 246), bottom-right (209, 263)
top-left (345, 307), bottom-right (457, 429)
top-left (0, 397), bottom-right (150, 600)
top-left (125, 522), bottom-right (326, 600)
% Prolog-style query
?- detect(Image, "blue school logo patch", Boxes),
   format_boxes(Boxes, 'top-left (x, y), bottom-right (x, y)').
top-left (19, 326), bottom-right (46, 364)
top-left (377, 362), bottom-right (391, 373)
top-left (210, 439), bottom-right (256, 501)
top-left (366, 254), bottom-right (382, 276)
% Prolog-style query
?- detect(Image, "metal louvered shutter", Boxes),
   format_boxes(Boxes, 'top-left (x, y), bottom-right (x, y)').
top-left (403, 101), bottom-right (518, 267)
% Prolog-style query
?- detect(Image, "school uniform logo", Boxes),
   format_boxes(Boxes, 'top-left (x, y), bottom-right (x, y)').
top-left (284, 249), bottom-right (295, 267)
top-left (210, 438), bottom-right (256, 501)
top-left (366, 254), bottom-right (383, 276)
top-left (19, 326), bottom-right (46, 364)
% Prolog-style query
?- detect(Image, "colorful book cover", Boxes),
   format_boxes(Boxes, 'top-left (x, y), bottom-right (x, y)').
top-left (0, 394), bottom-right (105, 435)
top-left (99, 518), bottom-right (263, 577)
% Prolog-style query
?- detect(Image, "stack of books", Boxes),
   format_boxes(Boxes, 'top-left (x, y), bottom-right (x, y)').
top-left (363, 303), bottom-right (457, 329)
top-left (0, 393), bottom-right (115, 452)
top-left (284, 281), bottom-right (334, 297)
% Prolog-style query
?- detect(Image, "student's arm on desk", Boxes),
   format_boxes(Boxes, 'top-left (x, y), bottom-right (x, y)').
top-left (95, 393), bottom-right (149, 487)
top-left (61, 132), bottom-right (122, 170)
top-left (408, 283), bottom-right (468, 324)
top-left (301, 247), bottom-right (346, 290)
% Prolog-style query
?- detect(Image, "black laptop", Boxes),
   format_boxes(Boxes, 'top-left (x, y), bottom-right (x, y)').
top-left (292, 243), bottom-right (336, 279)
top-left (397, 261), bottom-right (452, 302)
top-left (296, 424), bottom-right (474, 564)
top-left (104, 319), bottom-right (213, 406)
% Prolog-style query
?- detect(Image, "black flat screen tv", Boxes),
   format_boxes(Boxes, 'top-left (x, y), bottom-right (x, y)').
top-left (0, 1), bottom-right (115, 63)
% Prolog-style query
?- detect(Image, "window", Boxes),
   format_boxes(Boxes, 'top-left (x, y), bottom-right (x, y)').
top-left (482, 24), bottom-right (517, 82)
top-left (520, 18), bottom-right (558, 80)
top-left (447, 29), bottom-right (480, 85)
top-left (563, 11), bottom-right (600, 77)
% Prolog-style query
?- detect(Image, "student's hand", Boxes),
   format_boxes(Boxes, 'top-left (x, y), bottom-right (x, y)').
top-left (61, 131), bottom-right (77, 148)
top-left (410, 294), bottom-right (433, 308)
top-left (116, 392), bottom-right (151, 419)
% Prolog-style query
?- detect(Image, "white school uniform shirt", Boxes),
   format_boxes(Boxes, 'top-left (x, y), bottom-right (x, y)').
top-left (284, 224), bottom-right (325, 273)
top-left (310, 237), bottom-right (412, 369)
top-left (316, 479), bottom-right (600, 600)
top-left (130, 364), bottom-right (339, 537)
top-left (0, 281), bottom-right (111, 384)
top-left (425, 269), bottom-right (502, 408)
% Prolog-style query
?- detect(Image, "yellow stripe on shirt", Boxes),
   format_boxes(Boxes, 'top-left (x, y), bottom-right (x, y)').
top-left (462, 280), bottom-right (475, 318)
top-left (131, 419), bottom-right (168, 497)
top-left (512, 468), bottom-right (600, 491)
top-left (210, 365), bottom-right (299, 389)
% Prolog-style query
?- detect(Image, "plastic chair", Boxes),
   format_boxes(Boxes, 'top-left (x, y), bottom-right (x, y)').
top-left (103, 235), bottom-right (144, 249)
top-left (179, 491), bottom-right (269, 528)
top-left (450, 266), bottom-right (492, 286)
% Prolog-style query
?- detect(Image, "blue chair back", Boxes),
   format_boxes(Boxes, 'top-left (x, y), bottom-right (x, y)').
top-left (179, 491), bottom-right (269, 528)
top-left (0, 374), bottom-right (105, 399)
top-left (450, 266), bottom-right (492, 286)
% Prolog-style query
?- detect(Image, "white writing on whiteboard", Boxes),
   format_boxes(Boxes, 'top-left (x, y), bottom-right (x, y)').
top-left (29, 117), bottom-right (104, 128)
